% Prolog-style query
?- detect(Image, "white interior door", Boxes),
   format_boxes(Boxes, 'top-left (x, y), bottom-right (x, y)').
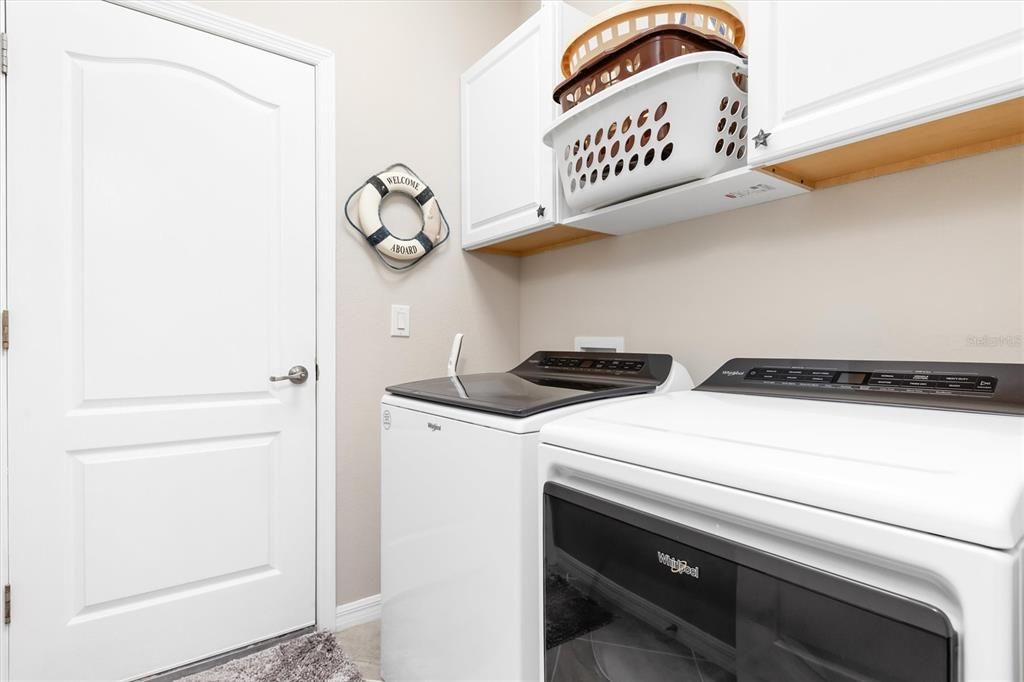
top-left (6, 1), bottom-right (317, 679)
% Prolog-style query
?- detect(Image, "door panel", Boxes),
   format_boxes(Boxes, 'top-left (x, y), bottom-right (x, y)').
top-left (6, 1), bottom-right (317, 679)
top-left (74, 55), bottom-right (280, 402)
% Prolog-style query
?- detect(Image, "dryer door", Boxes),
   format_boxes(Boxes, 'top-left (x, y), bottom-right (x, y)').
top-left (543, 484), bottom-right (956, 682)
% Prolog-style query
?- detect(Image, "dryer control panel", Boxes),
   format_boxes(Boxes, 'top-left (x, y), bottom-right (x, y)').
top-left (698, 358), bottom-right (1024, 415)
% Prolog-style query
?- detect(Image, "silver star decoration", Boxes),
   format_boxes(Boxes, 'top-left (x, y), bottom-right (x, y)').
top-left (753, 129), bottom-right (772, 148)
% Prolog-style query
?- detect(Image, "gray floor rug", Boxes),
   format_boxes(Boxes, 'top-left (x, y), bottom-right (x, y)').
top-left (178, 632), bottom-right (364, 682)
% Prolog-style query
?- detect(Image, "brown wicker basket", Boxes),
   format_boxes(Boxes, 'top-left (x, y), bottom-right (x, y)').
top-left (553, 25), bottom-right (744, 113)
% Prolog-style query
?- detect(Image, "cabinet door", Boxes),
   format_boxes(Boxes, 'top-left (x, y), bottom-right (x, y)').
top-left (461, 5), bottom-right (558, 249)
top-left (747, 1), bottom-right (1024, 165)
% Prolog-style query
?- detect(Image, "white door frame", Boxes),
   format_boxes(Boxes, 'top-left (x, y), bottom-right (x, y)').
top-left (0, 1), bottom-right (337, 676)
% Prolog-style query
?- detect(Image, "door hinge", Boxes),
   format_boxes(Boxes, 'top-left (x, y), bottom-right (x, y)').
top-left (2, 33), bottom-right (8, 76)
top-left (2, 309), bottom-right (8, 351)
top-left (4, 585), bottom-right (10, 625)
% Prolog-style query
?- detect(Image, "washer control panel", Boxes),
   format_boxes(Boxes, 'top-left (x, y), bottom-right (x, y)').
top-left (699, 358), bottom-right (1023, 415)
top-left (744, 367), bottom-right (997, 393)
top-left (515, 351), bottom-right (673, 385)
top-left (538, 356), bottom-right (646, 373)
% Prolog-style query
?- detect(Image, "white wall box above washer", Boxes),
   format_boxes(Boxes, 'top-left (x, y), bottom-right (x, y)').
top-left (747, 0), bottom-right (1024, 188)
top-left (460, 1), bottom-right (589, 255)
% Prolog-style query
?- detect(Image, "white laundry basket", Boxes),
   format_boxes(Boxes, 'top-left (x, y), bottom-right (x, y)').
top-left (544, 52), bottom-right (747, 215)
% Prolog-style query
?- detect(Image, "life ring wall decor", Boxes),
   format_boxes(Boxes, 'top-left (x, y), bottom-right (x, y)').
top-left (345, 164), bottom-right (450, 271)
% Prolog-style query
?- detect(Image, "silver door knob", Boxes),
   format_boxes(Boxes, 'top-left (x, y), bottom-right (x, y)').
top-left (270, 365), bottom-right (309, 384)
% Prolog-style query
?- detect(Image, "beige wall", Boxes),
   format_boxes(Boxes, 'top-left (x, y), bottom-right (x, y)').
top-left (194, 0), bottom-right (526, 605)
top-left (521, 147), bottom-right (1024, 381)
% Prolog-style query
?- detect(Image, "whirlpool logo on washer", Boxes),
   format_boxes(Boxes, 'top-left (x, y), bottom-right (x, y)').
top-left (427, 422), bottom-right (442, 432)
top-left (721, 370), bottom-right (745, 377)
top-left (657, 551), bottom-right (700, 579)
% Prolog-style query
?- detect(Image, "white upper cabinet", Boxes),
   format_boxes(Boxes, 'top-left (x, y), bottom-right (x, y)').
top-left (747, 1), bottom-right (1024, 165)
top-left (461, 1), bottom-right (587, 250)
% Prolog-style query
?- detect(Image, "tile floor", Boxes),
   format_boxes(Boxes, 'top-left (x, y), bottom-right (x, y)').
top-left (335, 620), bottom-right (381, 681)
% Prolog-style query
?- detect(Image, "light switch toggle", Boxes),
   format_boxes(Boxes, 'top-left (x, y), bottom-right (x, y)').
top-left (391, 305), bottom-right (410, 337)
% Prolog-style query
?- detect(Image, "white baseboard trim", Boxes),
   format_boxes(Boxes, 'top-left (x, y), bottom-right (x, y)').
top-left (335, 593), bottom-right (382, 631)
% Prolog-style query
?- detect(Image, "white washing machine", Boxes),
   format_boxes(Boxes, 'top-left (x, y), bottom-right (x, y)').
top-left (538, 358), bottom-right (1024, 682)
top-left (380, 351), bottom-right (693, 682)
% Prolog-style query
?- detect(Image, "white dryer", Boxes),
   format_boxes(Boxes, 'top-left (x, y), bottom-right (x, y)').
top-left (538, 358), bottom-right (1024, 682)
top-left (381, 351), bottom-right (693, 682)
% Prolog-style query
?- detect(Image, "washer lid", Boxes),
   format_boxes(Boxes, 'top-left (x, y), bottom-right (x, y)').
top-left (540, 390), bottom-right (1024, 549)
top-left (386, 351), bottom-right (676, 417)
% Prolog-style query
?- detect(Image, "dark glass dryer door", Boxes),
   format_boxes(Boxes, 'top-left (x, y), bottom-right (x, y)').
top-left (544, 484), bottom-right (956, 682)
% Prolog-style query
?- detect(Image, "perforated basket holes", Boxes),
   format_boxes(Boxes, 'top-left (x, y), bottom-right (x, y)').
top-left (600, 63), bottom-right (623, 86)
top-left (713, 95), bottom-right (749, 159)
top-left (623, 53), bottom-right (643, 75)
top-left (566, 101), bottom-right (677, 193)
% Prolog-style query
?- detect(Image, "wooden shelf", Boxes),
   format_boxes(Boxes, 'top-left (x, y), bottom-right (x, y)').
top-left (759, 97), bottom-right (1024, 190)
top-left (474, 224), bottom-right (609, 257)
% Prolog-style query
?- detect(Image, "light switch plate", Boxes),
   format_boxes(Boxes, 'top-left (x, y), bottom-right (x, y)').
top-left (390, 305), bottom-right (410, 337)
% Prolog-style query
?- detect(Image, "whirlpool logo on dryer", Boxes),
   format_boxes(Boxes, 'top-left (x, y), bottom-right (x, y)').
top-left (657, 551), bottom-right (700, 579)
